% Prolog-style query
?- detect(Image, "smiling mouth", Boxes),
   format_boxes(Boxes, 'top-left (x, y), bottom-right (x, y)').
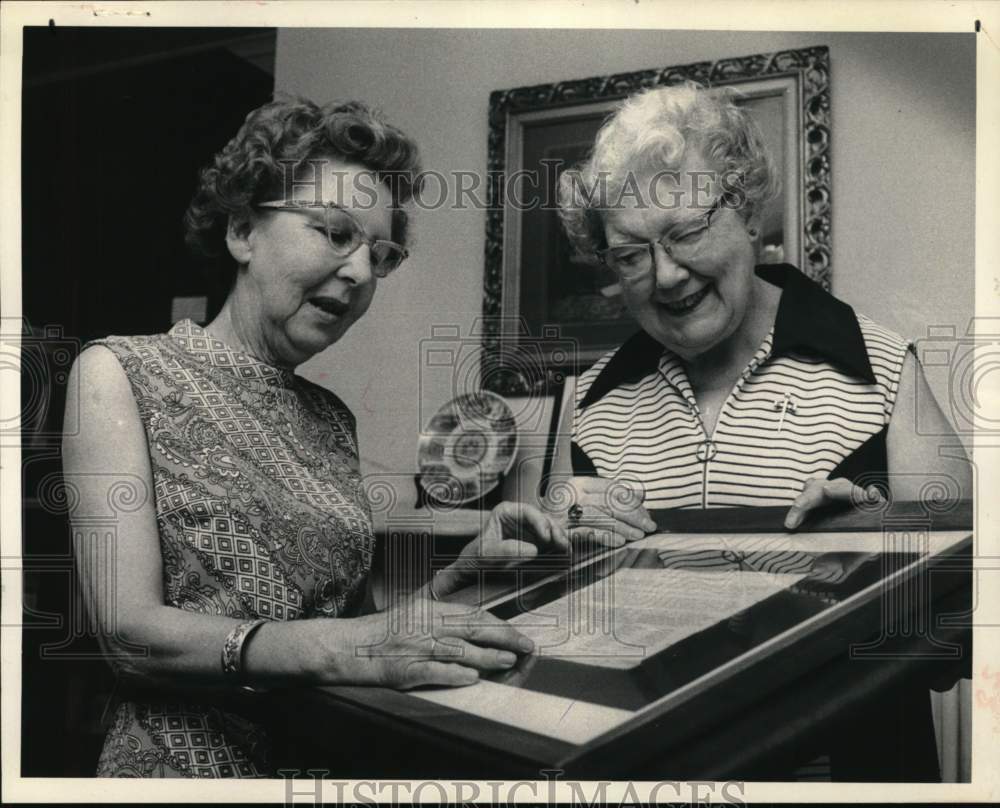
top-left (659, 285), bottom-right (711, 315)
top-left (308, 297), bottom-right (350, 317)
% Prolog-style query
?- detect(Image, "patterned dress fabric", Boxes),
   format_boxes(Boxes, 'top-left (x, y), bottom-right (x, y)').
top-left (88, 319), bottom-right (374, 777)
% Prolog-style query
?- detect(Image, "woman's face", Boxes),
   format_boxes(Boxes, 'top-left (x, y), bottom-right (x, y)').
top-left (226, 158), bottom-right (393, 367)
top-left (603, 150), bottom-right (761, 363)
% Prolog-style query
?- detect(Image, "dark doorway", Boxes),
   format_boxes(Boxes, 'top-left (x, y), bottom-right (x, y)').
top-left (20, 26), bottom-right (276, 776)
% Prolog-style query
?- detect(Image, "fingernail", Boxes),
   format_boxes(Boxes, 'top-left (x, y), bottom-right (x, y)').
top-left (498, 651), bottom-right (517, 666)
top-left (644, 518), bottom-right (657, 531)
top-left (518, 636), bottom-right (535, 653)
top-left (631, 528), bottom-right (645, 541)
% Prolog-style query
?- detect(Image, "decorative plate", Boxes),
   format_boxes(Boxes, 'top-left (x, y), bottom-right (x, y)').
top-left (417, 391), bottom-right (519, 506)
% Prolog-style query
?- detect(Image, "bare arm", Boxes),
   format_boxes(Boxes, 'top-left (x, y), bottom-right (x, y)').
top-left (886, 348), bottom-right (972, 502)
top-left (64, 346), bottom-right (533, 692)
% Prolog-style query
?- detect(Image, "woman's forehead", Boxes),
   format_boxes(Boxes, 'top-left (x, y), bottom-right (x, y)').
top-left (287, 157), bottom-right (394, 219)
top-left (632, 151), bottom-right (720, 202)
top-left (604, 165), bottom-right (719, 236)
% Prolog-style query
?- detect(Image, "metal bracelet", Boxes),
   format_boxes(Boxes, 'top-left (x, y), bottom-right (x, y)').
top-left (221, 618), bottom-right (268, 692)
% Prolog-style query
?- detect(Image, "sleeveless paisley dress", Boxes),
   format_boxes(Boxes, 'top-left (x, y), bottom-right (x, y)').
top-left (89, 319), bottom-right (374, 777)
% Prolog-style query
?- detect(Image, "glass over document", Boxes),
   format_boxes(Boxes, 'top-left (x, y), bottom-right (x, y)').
top-left (410, 525), bottom-right (971, 744)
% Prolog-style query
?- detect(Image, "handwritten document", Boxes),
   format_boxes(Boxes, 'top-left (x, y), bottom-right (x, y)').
top-left (509, 566), bottom-right (807, 669)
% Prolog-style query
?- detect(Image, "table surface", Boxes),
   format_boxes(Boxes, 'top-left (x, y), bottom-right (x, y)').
top-left (267, 501), bottom-right (973, 779)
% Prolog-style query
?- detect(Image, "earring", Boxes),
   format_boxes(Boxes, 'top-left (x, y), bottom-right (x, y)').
top-left (748, 227), bottom-right (759, 239)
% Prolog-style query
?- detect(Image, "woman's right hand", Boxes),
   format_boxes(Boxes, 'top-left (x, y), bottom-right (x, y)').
top-left (543, 475), bottom-right (658, 548)
top-left (314, 597), bottom-right (535, 690)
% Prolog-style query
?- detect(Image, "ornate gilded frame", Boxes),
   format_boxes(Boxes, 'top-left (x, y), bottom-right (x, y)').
top-left (481, 46), bottom-right (831, 396)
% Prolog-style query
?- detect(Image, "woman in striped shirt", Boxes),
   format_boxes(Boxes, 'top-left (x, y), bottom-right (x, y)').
top-left (551, 81), bottom-right (971, 780)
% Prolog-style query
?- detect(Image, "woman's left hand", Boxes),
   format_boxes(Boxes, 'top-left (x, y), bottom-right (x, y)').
top-left (431, 502), bottom-right (570, 598)
top-left (784, 476), bottom-right (885, 530)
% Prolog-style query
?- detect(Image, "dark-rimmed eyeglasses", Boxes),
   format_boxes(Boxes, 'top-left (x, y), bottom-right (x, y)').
top-left (256, 200), bottom-right (408, 279)
top-left (594, 196), bottom-right (726, 282)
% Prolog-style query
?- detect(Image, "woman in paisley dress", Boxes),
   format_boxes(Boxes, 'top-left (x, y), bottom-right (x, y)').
top-left (63, 97), bottom-right (565, 778)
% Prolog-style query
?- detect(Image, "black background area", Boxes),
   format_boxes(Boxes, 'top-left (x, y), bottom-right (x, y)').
top-left (20, 25), bottom-right (275, 776)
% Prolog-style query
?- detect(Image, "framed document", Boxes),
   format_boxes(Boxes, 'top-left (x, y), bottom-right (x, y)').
top-left (274, 502), bottom-right (972, 779)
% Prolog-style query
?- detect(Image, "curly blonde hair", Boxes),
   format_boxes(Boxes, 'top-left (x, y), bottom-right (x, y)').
top-left (557, 81), bottom-right (779, 256)
top-left (184, 95), bottom-right (422, 287)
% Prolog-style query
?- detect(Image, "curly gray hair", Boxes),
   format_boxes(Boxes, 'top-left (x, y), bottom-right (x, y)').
top-left (557, 81), bottom-right (780, 256)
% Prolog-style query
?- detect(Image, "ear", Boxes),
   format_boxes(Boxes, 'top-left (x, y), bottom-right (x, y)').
top-left (744, 207), bottom-right (763, 242)
top-left (225, 213), bottom-right (255, 265)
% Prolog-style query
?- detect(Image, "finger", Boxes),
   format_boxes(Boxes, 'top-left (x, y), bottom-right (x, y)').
top-left (448, 613), bottom-right (535, 654)
top-left (431, 637), bottom-right (520, 670)
top-left (785, 478), bottom-right (875, 530)
top-left (398, 660), bottom-right (479, 690)
top-left (493, 503), bottom-right (569, 554)
top-left (601, 522), bottom-right (644, 545)
top-left (582, 510), bottom-right (647, 541)
top-left (514, 503), bottom-right (570, 552)
top-left (821, 477), bottom-right (857, 501)
top-left (479, 540), bottom-right (540, 565)
top-left (567, 502), bottom-right (646, 541)
top-left (784, 477), bottom-right (828, 530)
top-left (603, 479), bottom-right (658, 532)
top-left (568, 526), bottom-right (625, 548)
top-left (492, 648), bottom-right (539, 687)
top-left (598, 502), bottom-right (657, 534)
top-left (582, 479), bottom-right (657, 532)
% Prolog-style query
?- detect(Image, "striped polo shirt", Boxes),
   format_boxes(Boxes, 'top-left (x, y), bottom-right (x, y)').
top-left (572, 264), bottom-right (910, 509)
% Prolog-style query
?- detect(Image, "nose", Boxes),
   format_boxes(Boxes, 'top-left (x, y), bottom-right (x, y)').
top-left (336, 244), bottom-right (376, 286)
top-left (651, 243), bottom-right (689, 290)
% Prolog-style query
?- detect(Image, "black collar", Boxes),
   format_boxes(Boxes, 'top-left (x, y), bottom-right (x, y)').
top-left (578, 264), bottom-right (876, 410)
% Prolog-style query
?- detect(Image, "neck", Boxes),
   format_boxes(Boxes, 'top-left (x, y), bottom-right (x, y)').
top-left (206, 290), bottom-right (295, 370)
top-left (682, 275), bottom-right (782, 390)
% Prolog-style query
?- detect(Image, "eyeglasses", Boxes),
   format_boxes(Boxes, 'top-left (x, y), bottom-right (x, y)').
top-left (256, 200), bottom-right (408, 278)
top-left (595, 196), bottom-right (725, 283)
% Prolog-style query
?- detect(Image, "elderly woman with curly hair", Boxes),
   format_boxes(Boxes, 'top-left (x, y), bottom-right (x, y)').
top-left (552, 82), bottom-right (970, 780)
top-left (63, 98), bottom-right (563, 778)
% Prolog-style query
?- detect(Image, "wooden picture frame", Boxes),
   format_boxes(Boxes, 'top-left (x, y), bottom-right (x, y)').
top-left (481, 46), bottom-right (831, 396)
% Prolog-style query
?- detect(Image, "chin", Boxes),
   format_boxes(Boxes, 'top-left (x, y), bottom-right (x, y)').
top-left (288, 329), bottom-right (340, 364)
top-left (653, 322), bottom-right (729, 360)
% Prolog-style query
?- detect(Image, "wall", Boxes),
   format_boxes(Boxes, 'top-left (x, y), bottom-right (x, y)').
top-left (275, 30), bottom-right (975, 481)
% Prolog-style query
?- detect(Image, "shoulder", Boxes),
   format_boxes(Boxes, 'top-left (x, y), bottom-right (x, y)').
top-left (294, 374), bottom-right (358, 428)
top-left (574, 347), bottom-right (619, 408)
top-left (64, 344), bottom-right (146, 459)
top-left (574, 330), bottom-right (666, 411)
top-left (77, 332), bottom-right (177, 392)
top-left (70, 330), bottom-right (175, 410)
top-left (83, 332), bottom-right (173, 375)
top-left (68, 341), bottom-right (149, 414)
top-left (855, 313), bottom-right (910, 358)
top-left (854, 312), bottom-right (911, 383)
top-left (850, 312), bottom-right (914, 418)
